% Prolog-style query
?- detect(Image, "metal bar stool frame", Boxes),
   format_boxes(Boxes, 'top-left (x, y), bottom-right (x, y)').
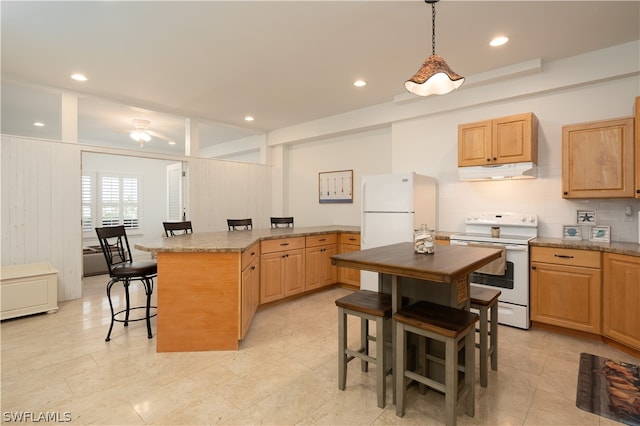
top-left (95, 225), bottom-right (158, 342)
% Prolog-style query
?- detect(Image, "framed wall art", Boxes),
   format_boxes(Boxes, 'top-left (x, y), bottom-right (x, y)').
top-left (577, 210), bottom-right (596, 225)
top-left (589, 225), bottom-right (611, 243)
top-left (319, 170), bottom-right (353, 203)
top-left (563, 225), bottom-right (582, 240)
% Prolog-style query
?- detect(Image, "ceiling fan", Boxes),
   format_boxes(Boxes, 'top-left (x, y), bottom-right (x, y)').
top-left (121, 119), bottom-right (174, 147)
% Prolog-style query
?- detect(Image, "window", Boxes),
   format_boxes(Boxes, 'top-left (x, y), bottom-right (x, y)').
top-left (82, 173), bottom-right (142, 231)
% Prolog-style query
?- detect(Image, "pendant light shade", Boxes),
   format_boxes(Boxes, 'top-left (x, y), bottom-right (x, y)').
top-left (405, 0), bottom-right (464, 96)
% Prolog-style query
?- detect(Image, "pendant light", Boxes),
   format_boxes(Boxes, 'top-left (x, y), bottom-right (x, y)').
top-left (405, 0), bottom-right (464, 96)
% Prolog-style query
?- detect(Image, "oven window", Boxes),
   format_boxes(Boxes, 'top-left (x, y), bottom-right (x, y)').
top-left (469, 261), bottom-right (514, 290)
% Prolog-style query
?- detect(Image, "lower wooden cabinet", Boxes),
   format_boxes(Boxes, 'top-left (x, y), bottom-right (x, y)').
top-left (241, 249), bottom-right (260, 339)
top-left (260, 237), bottom-right (305, 303)
top-left (338, 233), bottom-right (361, 286)
top-left (603, 253), bottom-right (640, 350)
top-left (305, 234), bottom-right (337, 290)
top-left (530, 246), bottom-right (601, 334)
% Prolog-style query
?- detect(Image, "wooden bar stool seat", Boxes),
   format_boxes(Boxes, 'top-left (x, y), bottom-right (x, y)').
top-left (394, 301), bottom-right (478, 426)
top-left (470, 286), bottom-right (501, 387)
top-left (335, 290), bottom-right (392, 408)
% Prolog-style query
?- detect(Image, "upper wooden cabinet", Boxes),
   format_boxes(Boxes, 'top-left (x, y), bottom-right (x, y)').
top-left (458, 112), bottom-right (538, 167)
top-left (562, 117), bottom-right (635, 198)
top-left (635, 96), bottom-right (640, 198)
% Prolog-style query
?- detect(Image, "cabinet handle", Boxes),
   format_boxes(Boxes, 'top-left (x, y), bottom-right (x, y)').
top-left (637, 189), bottom-right (640, 194)
top-left (280, 242), bottom-right (290, 246)
top-left (318, 238), bottom-right (327, 242)
top-left (492, 157), bottom-right (497, 161)
top-left (486, 158), bottom-right (491, 162)
top-left (531, 265), bottom-right (537, 270)
top-left (251, 252), bottom-right (255, 256)
top-left (563, 191), bottom-right (569, 196)
top-left (251, 265), bottom-right (256, 270)
top-left (349, 237), bottom-right (357, 241)
top-left (554, 254), bottom-right (574, 259)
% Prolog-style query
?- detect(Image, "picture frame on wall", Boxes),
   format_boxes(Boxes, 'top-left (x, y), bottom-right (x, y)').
top-left (563, 225), bottom-right (582, 240)
top-left (589, 225), bottom-right (611, 243)
top-left (319, 170), bottom-right (353, 203)
top-left (577, 210), bottom-right (596, 225)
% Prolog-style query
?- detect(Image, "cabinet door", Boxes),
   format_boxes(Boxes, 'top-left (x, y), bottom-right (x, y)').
top-left (241, 258), bottom-right (259, 339)
top-left (260, 252), bottom-right (284, 304)
top-left (458, 120), bottom-right (492, 166)
top-left (635, 97), bottom-right (640, 198)
top-left (562, 117), bottom-right (634, 198)
top-left (603, 253), bottom-right (640, 350)
top-left (323, 245), bottom-right (338, 286)
top-left (306, 246), bottom-right (326, 290)
top-left (493, 113), bottom-right (537, 165)
top-left (338, 243), bottom-right (361, 286)
top-left (531, 261), bottom-right (601, 333)
top-left (283, 248), bottom-right (305, 296)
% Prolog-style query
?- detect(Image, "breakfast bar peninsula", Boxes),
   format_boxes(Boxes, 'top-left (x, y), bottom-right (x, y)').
top-left (135, 226), bottom-right (360, 352)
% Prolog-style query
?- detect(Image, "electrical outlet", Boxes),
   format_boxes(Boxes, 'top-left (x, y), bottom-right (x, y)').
top-left (624, 205), bottom-right (633, 222)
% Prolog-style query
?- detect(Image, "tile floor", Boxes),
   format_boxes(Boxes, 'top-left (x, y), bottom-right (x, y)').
top-left (2, 275), bottom-right (638, 425)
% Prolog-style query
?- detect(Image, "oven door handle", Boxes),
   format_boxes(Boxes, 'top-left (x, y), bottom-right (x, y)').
top-left (449, 240), bottom-right (528, 251)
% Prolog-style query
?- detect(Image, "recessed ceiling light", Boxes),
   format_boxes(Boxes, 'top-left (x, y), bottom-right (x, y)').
top-left (354, 80), bottom-right (367, 87)
top-left (71, 73), bottom-right (88, 81)
top-left (33, 122), bottom-right (45, 127)
top-left (244, 116), bottom-right (254, 122)
top-left (168, 141), bottom-right (176, 145)
top-left (490, 36), bottom-right (509, 47)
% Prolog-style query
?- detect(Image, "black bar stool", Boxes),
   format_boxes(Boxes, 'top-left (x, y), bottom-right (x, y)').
top-left (95, 226), bottom-right (158, 342)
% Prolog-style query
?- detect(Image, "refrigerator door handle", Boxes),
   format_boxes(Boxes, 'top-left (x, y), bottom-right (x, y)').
top-left (361, 178), bottom-right (367, 246)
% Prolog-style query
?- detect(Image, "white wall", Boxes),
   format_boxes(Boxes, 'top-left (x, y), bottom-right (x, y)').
top-left (393, 76), bottom-right (640, 241)
top-left (287, 127), bottom-right (391, 226)
top-left (1, 137), bottom-right (273, 301)
top-left (276, 42), bottom-right (640, 242)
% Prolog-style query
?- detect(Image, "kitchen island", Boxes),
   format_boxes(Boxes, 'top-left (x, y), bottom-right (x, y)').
top-left (135, 226), bottom-right (359, 352)
top-left (330, 242), bottom-right (502, 312)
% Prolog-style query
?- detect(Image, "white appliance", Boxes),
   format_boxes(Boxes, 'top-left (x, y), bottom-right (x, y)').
top-left (449, 212), bottom-right (538, 330)
top-left (360, 172), bottom-right (437, 291)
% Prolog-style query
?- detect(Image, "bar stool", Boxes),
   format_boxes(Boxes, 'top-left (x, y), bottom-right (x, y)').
top-left (470, 285), bottom-right (501, 387)
top-left (335, 290), bottom-right (392, 408)
top-left (394, 300), bottom-right (478, 426)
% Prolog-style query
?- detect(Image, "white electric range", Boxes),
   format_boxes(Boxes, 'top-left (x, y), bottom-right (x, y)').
top-left (449, 212), bottom-right (538, 329)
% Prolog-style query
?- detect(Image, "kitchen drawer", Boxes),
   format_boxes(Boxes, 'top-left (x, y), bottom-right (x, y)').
top-left (339, 233), bottom-right (360, 245)
top-left (241, 242), bottom-right (260, 270)
top-left (531, 246), bottom-right (601, 268)
top-left (305, 233), bottom-right (337, 248)
top-left (261, 237), bottom-right (305, 254)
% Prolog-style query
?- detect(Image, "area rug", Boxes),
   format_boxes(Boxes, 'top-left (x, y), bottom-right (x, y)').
top-left (576, 352), bottom-right (640, 425)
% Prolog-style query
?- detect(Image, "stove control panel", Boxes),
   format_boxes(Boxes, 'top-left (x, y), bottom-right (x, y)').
top-left (465, 212), bottom-right (538, 227)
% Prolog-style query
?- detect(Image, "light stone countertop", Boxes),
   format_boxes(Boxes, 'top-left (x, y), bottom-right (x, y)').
top-left (135, 225), bottom-right (361, 253)
top-left (530, 237), bottom-right (640, 257)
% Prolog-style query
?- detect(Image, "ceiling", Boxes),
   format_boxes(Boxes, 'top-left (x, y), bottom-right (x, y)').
top-left (2, 1), bottom-right (639, 155)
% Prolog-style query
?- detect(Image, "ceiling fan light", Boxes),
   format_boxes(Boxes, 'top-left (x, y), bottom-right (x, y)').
top-left (405, 54), bottom-right (464, 96)
top-left (130, 130), bottom-right (151, 142)
top-left (130, 131), bottom-right (142, 142)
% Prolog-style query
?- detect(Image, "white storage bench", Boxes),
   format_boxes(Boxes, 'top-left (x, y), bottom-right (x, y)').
top-left (1, 262), bottom-right (59, 320)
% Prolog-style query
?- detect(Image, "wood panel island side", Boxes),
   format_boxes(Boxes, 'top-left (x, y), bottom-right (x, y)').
top-left (135, 226), bottom-right (360, 352)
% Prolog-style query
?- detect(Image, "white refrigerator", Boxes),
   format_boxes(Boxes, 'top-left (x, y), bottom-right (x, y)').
top-left (360, 172), bottom-right (437, 291)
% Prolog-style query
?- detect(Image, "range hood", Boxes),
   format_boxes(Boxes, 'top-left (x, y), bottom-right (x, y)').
top-left (458, 162), bottom-right (537, 181)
